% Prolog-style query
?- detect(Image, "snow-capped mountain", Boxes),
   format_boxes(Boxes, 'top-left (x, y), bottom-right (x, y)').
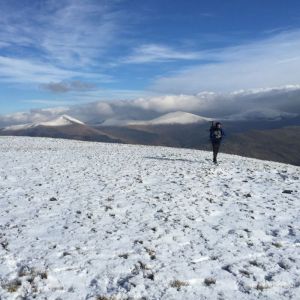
top-left (0, 136), bottom-right (299, 299)
top-left (101, 111), bottom-right (212, 126)
top-left (38, 115), bottom-right (84, 127)
top-left (2, 123), bottom-right (34, 131)
top-left (3, 114), bottom-right (84, 131)
top-left (2, 113), bottom-right (300, 166)
top-left (132, 111), bottom-right (212, 125)
top-left (0, 115), bottom-right (120, 144)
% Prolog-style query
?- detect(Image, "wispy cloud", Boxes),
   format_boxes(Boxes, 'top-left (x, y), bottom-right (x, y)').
top-left (151, 30), bottom-right (300, 93)
top-left (0, 56), bottom-right (79, 84)
top-left (199, 13), bottom-right (215, 18)
top-left (0, 0), bottom-right (122, 67)
top-left (41, 80), bottom-right (96, 93)
top-left (123, 44), bottom-right (203, 64)
top-left (38, 0), bottom-right (122, 67)
top-left (0, 55), bottom-right (113, 85)
top-left (0, 0), bottom-right (122, 86)
top-left (22, 99), bottom-right (74, 106)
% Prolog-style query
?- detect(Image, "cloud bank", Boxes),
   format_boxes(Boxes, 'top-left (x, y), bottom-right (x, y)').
top-left (1, 85), bottom-right (299, 127)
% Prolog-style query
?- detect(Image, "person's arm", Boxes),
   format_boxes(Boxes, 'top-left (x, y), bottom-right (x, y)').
top-left (221, 129), bottom-right (225, 137)
top-left (209, 127), bottom-right (214, 140)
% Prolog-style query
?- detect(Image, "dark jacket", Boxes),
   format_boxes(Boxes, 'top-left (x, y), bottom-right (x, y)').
top-left (210, 126), bottom-right (225, 143)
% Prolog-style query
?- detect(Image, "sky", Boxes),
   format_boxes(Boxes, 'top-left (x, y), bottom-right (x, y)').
top-left (1, 0), bottom-right (300, 124)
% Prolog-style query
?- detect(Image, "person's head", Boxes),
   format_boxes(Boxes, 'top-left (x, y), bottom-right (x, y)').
top-left (216, 122), bottom-right (221, 128)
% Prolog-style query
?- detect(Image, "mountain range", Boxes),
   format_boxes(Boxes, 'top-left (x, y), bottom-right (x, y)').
top-left (1, 112), bottom-right (299, 166)
top-left (0, 115), bottom-right (120, 143)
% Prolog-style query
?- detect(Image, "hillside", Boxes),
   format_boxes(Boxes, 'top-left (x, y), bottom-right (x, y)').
top-left (100, 111), bottom-right (211, 126)
top-left (0, 137), bottom-right (299, 299)
top-left (98, 124), bottom-right (300, 166)
top-left (128, 111), bottom-right (212, 125)
top-left (2, 115), bottom-right (84, 131)
top-left (0, 115), bottom-right (120, 144)
top-left (2, 114), bottom-right (300, 166)
top-left (223, 126), bottom-right (300, 166)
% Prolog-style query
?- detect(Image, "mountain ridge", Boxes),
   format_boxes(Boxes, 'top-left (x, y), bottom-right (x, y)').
top-left (100, 111), bottom-right (212, 126)
top-left (3, 114), bottom-right (84, 131)
top-left (1, 113), bottom-right (300, 166)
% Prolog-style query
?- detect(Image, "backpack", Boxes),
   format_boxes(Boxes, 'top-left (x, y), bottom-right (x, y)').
top-left (213, 129), bottom-right (222, 139)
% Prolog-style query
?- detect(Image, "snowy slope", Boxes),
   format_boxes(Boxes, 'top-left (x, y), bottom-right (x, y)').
top-left (3, 115), bottom-right (84, 131)
top-left (142, 111), bottom-right (212, 125)
top-left (0, 137), bottom-right (299, 300)
top-left (130, 111), bottom-right (211, 125)
top-left (38, 115), bottom-right (84, 127)
top-left (2, 123), bottom-right (34, 131)
top-left (100, 111), bottom-right (211, 126)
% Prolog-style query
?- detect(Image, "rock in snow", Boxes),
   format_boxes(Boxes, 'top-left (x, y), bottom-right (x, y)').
top-left (0, 136), bottom-right (299, 300)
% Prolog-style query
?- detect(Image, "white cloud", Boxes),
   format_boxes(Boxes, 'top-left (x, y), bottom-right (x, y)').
top-left (124, 44), bottom-right (203, 63)
top-left (23, 99), bottom-right (74, 106)
top-left (124, 85), bottom-right (300, 118)
top-left (0, 107), bottom-right (70, 126)
top-left (41, 81), bottom-right (96, 93)
top-left (39, 107), bottom-right (70, 114)
top-left (0, 55), bottom-right (112, 85)
top-left (0, 0), bottom-right (121, 67)
top-left (226, 109), bottom-right (298, 121)
top-left (130, 94), bottom-right (204, 112)
top-left (0, 56), bottom-right (79, 84)
top-left (1, 85), bottom-right (299, 127)
top-left (0, 0), bottom-right (121, 86)
top-left (38, 0), bottom-right (121, 67)
top-left (151, 30), bottom-right (300, 93)
top-left (95, 102), bottom-right (114, 116)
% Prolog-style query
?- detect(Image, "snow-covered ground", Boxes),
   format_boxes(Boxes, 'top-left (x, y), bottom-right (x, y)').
top-left (0, 136), bottom-right (299, 300)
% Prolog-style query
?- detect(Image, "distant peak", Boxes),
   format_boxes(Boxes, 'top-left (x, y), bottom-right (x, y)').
top-left (39, 115), bottom-right (84, 127)
top-left (60, 115), bottom-right (84, 124)
top-left (2, 115), bottom-right (85, 131)
top-left (139, 111), bottom-right (212, 125)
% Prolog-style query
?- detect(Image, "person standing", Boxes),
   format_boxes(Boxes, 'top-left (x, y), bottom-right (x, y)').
top-left (210, 122), bottom-right (225, 164)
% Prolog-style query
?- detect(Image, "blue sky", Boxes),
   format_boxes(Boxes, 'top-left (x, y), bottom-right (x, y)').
top-left (1, 0), bottom-right (300, 115)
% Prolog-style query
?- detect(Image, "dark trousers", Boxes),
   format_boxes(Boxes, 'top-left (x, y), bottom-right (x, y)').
top-left (212, 141), bottom-right (221, 162)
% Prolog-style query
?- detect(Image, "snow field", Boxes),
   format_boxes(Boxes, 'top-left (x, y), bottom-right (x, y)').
top-left (0, 136), bottom-right (299, 300)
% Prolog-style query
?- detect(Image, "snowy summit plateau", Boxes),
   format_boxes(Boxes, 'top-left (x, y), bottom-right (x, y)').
top-left (0, 136), bottom-right (299, 300)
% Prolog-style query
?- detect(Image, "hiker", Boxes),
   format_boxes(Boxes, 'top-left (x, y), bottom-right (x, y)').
top-left (210, 122), bottom-right (225, 164)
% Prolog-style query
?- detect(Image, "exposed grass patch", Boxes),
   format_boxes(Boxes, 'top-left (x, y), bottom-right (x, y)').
top-left (256, 282), bottom-right (271, 291)
top-left (249, 260), bottom-right (265, 269)
top-left (96, 297), bottom-right (116, 300)
top-left (138, 261), bottom-right (150, 270)
top-left (118, 253), bottom-right (129, 259)
top-left (239, 269), bottom-right (251, 278)
top-left (2, 279), bottom-right (22, 293)
top-left (170, 279), bottom-right (189, 291)
top-left (144, 247), bottom-right (156, 260)
top-left (272, 241), bottom-right (283, 248)
top-left (18, 266), bottom-right (48, 280)
top-left (204, 277), bottom-right (216, 286)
